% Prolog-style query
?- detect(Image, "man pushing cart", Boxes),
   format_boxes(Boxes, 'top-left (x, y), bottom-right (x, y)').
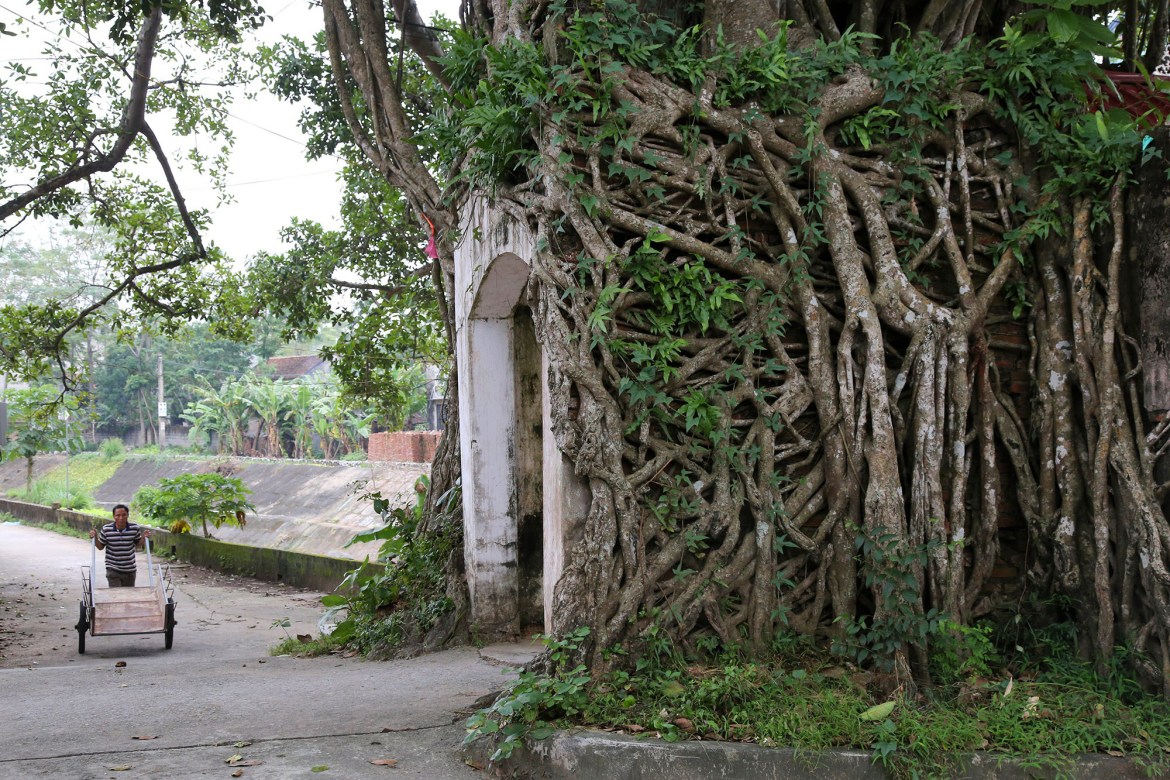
top-left (76, 504), bottom-right (176, 653)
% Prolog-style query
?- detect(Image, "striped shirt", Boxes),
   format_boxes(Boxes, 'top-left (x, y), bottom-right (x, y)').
top-left (99, 522), bottom-right (144, 573)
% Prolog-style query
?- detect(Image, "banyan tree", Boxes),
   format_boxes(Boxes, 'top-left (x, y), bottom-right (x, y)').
top-left (319, 0), bottom-right (1170, 693)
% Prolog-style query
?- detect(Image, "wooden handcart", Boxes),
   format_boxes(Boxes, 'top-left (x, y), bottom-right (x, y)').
top-left (76, 535), bottom-right (176, 653)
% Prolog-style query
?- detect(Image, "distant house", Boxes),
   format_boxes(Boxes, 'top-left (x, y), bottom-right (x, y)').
top-left (265, 355), bottom-right (329, 382)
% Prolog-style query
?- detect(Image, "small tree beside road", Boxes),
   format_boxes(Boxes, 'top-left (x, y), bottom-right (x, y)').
top-left (134, 473), bottom-right (254, 538)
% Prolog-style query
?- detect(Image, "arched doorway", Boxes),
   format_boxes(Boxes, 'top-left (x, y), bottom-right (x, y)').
top-left (457, 251), bottom-right (542, 638)
top-left (453, 199), bottom-right (591, 639)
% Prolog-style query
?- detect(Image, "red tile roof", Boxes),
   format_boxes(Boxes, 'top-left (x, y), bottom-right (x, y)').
top-left (266, 355), bottom-right (328, 380)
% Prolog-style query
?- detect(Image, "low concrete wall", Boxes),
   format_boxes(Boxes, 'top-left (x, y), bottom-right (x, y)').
top-left (0, 498), bottom-right (376, 592)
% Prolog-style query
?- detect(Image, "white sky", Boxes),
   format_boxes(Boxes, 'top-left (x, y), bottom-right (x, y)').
top-left (1, 0), bottom-right (460, 262)
top-left (206, 0), bottom-right (460, 260)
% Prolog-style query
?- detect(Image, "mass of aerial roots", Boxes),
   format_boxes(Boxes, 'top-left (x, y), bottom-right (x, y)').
top-left (319, 0), bottom-right (1170, 692)
top-left (499, 66), bottom-right (1170, 692)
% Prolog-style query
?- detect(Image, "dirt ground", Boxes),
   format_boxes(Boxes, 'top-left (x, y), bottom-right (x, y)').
top-left (0, 521), bottom-right (325, 668)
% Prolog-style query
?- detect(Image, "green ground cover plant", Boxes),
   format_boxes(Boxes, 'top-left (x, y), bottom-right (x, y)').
top-left (320, 475), bottom-right (462, 657)
top-left (268, 617), bottom-right (346, 657)
top-left (269, 633), bottom-right (346, 658)
top-left (466, 626), bottom-right (1170, 779)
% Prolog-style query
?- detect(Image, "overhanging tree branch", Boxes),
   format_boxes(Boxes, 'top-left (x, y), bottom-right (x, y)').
top-left (0, 7), bottom-right (163, 222)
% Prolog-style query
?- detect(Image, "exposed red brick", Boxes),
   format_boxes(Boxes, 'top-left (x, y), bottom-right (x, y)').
top-left (367, 431), bottom-right (442, 463)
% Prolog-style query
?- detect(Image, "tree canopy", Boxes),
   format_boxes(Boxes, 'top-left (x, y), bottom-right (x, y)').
top-left (0, 0), bottom-right (262, 387)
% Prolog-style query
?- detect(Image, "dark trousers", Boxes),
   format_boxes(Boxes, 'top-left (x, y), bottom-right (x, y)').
top-left (106, 568), bottom-right (136, 587)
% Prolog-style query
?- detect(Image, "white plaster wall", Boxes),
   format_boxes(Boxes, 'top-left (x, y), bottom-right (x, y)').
top-left (454, 196), bottom-right (536, 636)
top-left (458, 317), bottom-right (519, 633)
top-left (455, 197), bottom-right (537, 329)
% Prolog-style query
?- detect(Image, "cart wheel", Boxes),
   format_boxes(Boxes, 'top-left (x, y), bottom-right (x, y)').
top-left (164, 602), bottom-right (175, 650)
top-left (76, 602), bottom-right (88, 655)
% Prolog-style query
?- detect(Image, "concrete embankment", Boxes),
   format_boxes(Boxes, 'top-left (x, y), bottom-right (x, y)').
top-left (0, 454), bottom-right (427, 591)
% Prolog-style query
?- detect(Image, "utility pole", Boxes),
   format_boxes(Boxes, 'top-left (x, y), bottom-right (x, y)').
top-left (58, 407), bottom-right (69, 500)
top-left (0, 374), bottom-right (7, 447)
top-left (157, 354), bottom-right (166, 450)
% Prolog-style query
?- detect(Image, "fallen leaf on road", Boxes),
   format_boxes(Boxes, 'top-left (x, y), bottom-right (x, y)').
top-left (106, 765), bottom-right (133, 771)
top-left (228, 760), bottom-right (263, 767)
top-left (132, 735), bottom-right (159, 740)
top-left (225, 754), bottom-right (243, 765)
top-left (231, 771), bottom-right (243, 778)
top-left (114, 661), bottom-right (127, 668)
top-left (369, 758), bottom-right (398, 766)
top-left (234, 741), bottom-right (252, 748)
top-left (311, 765), bottom-right (329, 772)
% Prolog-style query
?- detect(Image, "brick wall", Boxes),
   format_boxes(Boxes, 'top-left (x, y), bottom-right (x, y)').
top-left (367, 431), bottom-right (442, 463)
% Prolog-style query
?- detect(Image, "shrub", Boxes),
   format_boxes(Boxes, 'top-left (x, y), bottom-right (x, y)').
top-left (99, 438), bottom-right (126, 460)
top-left (134, 472), bottom-right (254, 537)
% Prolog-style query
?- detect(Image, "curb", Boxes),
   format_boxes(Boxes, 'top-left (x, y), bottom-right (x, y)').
top-left (462, 729), bottom-right (1154, 780)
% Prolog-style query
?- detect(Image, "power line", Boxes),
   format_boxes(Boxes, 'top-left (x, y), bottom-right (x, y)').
top-left (186, 167), bottom-right (338, 191)
top-left (224, 109), bottom-right (309, 146)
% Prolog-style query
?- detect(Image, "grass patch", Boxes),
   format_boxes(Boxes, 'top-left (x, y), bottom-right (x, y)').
top-left (6, 452), bottom-right (125, 512)
top-left (269, 633), bottom-right (347, 657)
top-left (28, 520), bottom-right (89, 539)
top-left (466, 630), bottom-right (1170, 778)
top-left (0, 511), bottom-right (87, 538)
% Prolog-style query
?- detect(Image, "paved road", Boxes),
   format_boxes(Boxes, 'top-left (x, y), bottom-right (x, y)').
top-left (0, 522), bottom-right (532, 779)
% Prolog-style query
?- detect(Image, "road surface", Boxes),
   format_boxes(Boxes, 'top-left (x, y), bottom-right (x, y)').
top-left (0, 522), bottom-right (533, 779)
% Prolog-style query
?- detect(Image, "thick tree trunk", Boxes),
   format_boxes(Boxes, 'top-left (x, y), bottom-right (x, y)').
top-left (1130, 125), bottom-right (1170, 533)
top-left (1131, 129), bottom-right (1170, 415)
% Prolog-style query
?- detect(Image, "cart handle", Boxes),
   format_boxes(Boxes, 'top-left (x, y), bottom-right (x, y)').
top-left (90, 531), bottom-right (96, 596)
top-left (145, 533), bottom-right (154, 589)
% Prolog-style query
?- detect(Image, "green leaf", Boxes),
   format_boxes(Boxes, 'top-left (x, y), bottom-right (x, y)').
top-left (1095, 111), bottom-right (1109, 141)
top-left (860, 701), bottom-right (897, 721)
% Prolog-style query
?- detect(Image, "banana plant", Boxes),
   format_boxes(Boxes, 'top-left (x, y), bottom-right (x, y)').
top-left (241, 376), bottom-right (287, 458)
